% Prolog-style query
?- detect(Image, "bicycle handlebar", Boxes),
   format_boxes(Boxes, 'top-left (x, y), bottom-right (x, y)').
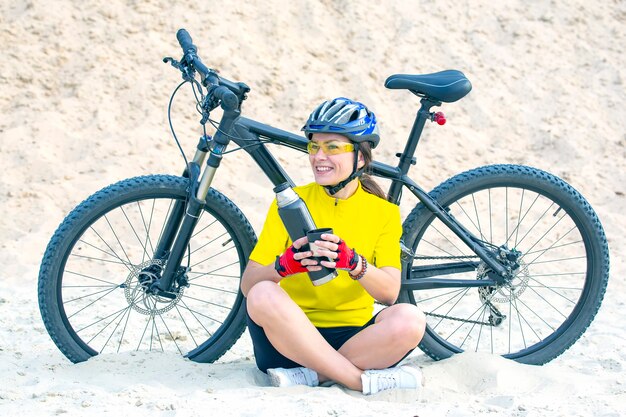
top-left (176, 29), bottom-right (239, 111)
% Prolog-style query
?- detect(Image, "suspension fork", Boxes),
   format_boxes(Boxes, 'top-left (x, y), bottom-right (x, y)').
top-left (152, 111), bottom-right (239, 295)
top-left (152, 137), bottom-right (211, 262)
top-left (152, 146), bottom-right (225, 295)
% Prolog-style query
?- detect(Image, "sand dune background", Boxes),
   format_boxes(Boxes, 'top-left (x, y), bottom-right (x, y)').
top-left (1, 1), bottom-right (624, 415)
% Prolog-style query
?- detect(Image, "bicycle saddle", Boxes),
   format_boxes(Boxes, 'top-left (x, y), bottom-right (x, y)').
top-left (385, 70), bottom-right (472, 103)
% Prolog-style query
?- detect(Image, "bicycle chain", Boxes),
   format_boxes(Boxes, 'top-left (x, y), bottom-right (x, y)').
top-left (425, 311), bottom-right (494, 326)
top-left (406, 254), bottom-right (502, 325)
top-left (412, 255), bottom-right (480, 261)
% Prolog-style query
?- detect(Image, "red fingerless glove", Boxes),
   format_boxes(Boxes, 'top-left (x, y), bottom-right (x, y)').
top-left (335, 240), bottom-right (359, 271)
top-left (274, 245), bottom-right (308, 277)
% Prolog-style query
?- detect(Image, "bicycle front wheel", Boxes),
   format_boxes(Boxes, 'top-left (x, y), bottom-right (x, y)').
top-left (400, 165), bottom-right (609, 364)
top-left (38, 175), bottom-right (256, 363)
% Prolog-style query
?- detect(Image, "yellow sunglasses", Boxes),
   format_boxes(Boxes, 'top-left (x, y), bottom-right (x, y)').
top-left (306, 141), bottom-right (355, 155)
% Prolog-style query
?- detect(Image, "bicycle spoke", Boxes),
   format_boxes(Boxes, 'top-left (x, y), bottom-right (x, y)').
top-left (526, 275), bottom-right (580, 305)
top-left (99, 301), bottom-right (135, 354)
top-left (189, 244), bottom-right (237, 269)
top-left (188, 270), bottom-right (240, 279)
top-left (457, 304), bottom-right (485, 350)
top-left (513, 189), bottom-right (526, 248)
top-left (69, 253), bottom-right (131, 267)
top-left (179, 298), bottom-right (214, 338)
top-left (413, 288), bottom-right (467, 304)
top-left (519, 215), bottom-right (569, 264)
top-left (454, 199), bottom-right (484, 241)
top-left (64, 269), bottom-right (121, 286)
top-left (187, 260), bottom-right (239, 280)
top-left (511, 292), bottom-right (559, 330)
top-left (432, 288), bottom-right (473, 332)
top-left (103, 214), bottom-right (134, 266)
top-left (64, 287), bottom-right (120, 304)
top-left (137, 199), bottom-right (156, 258)
top-left (67, 286), bottom-right (121, 319)
top-left (487, 189), bottom-right (493, 244)
top-left (185, 282), bottom-right (239, 295)
top-left (183, 294), bottom-right (234, 310)
top-left (82, 304), bottom-right (132, 345)
top-left (77, 238), bottom-right (125, 263)
top-left (524, 239), bottom-right (583, 256)
top-left (175, 302), bottom-right (224, 325)
top-left (446, 290), bottom-right (498, 340)
top-left (151, 305), bottom-right (165, 352)
top-left (137, 310), bottom-right (154, 351)
top-left (189, 231), bottom-right (228, 256)
top-left (514, 202), bottom-right (557, 249)
top-left (157, 311), bottom-right (183, 355)
top-left (191, 218), bottom-right (218, 239)
top-left (78, 289), bottom-right (142, 339)
top-left (419, 224), bottom-right (467, 257)
top-left (529, 255), bottom-right (586, 265)
top-left (510, 296), bottom-right (551, 342)
top-left (116, 298), bottom-right (135, 353)
top-left (474, 307), bottom-right (488, 352)
top-left (119, 205), bottom-right (151, 264)
top-left (471, 193), bottom-right (486, 242)
top-left (506, 192), bottom-right (540, 248)
top-left (174, 304), bottom-right (199, 348)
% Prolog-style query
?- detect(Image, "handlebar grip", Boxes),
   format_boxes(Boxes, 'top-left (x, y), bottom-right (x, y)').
top-left (213, 86), bottom-right (239, 111)
top-left (176, 29), bottom-right (196, 54)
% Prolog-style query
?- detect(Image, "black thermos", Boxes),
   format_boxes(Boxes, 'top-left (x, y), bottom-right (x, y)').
top-left (274, 182), bottom-right (337, 285)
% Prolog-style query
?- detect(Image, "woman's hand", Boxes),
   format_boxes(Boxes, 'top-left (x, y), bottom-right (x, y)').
top-left (309, 233), bottom-right (359, 272)
top-left (274, 236), bottom-right (320, 277)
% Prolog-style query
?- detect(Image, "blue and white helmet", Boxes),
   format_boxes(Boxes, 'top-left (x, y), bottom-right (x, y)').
top-left (302, 97), bottom-right (380, 148)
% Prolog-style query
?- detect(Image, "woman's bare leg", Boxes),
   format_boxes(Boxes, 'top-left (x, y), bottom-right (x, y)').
top-left (246, 281), bottom-right (363, 390)
top-left (337, 303), bottom-right (426, 371)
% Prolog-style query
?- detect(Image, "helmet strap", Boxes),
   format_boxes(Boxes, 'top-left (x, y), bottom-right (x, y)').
top-left (323, 145), bottom-right (363, 196)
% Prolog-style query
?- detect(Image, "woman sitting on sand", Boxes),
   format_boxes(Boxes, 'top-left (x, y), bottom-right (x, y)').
top-left (241, 97), bottom-right (426, 395)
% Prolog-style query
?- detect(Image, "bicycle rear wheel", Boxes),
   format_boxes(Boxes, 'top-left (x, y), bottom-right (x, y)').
top-left (400, 165), bottom-right (609, 364)
top-left (38, 175), bottom-right (256, 363)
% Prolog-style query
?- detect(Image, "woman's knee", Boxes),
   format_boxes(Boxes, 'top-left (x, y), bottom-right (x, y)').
top-left (246, 281), bottom-right (287, 324)
top-left (383, 304), bottom-right (426, 346)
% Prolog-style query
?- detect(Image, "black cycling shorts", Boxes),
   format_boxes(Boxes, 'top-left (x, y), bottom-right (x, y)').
top-left (247, 310), bottom-right (378, 373)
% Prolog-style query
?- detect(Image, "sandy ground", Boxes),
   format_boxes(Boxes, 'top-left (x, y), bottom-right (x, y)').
top-left (1, 1), bottom-right (625, 416)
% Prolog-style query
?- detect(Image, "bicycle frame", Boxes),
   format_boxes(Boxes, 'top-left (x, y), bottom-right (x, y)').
top-left (151, 96), bottom-right (509, 296)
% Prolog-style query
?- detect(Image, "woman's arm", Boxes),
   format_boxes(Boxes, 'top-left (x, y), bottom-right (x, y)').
top-left (241, 236), bottom-right (314, 297)
top-left (311, 233), bottom-right (401, 305)
top-left (240, 260), bottom-right (281, 297)
top-left (349, 263), bottom-right (400, 306)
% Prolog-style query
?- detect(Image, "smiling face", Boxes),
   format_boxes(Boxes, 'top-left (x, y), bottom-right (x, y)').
top-left (309, 133), bottom-right (364, 188)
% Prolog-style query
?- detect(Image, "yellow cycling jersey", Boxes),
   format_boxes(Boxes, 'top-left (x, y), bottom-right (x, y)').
top-left (249, 182), bottom-right (402, 327)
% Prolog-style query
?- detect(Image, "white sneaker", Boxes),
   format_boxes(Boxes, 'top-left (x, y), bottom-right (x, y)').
top-left (267, 367), bottom-right (319, 387)
top-left (361, 366), bottom-right (422, 395)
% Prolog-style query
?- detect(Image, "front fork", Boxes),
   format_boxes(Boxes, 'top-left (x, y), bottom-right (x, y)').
top-left (149, 135), bottom-right (224, 296)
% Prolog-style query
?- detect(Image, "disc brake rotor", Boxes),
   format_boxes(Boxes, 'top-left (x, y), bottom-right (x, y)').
top-left (477, 259), bottom-right (530, 304)
top-left (123, 259), bottom-right (185, 315)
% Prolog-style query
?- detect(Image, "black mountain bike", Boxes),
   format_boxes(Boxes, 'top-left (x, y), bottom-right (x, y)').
top-left (38, 30), bottom-right (609, 366)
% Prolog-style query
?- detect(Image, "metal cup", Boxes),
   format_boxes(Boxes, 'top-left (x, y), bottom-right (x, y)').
top-left (306, 228), bottom-right (333, 257)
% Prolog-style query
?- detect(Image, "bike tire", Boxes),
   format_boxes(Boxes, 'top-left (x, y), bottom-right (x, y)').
top-left (38, 175), bottom-right (256, 363)
top-left (399, 164), bottom-right (609, 365)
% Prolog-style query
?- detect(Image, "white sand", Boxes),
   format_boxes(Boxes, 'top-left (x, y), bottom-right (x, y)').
top-left (1, 1), bottom-right (624, 416)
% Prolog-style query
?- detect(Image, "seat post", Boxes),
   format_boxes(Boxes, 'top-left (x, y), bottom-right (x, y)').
top-left (399, 97), bottom-right (440, 174)
top-left (387, 97), bottom-right (440, 203)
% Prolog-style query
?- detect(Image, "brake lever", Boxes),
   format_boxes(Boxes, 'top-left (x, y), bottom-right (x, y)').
top-left (163, 56), bottom-right (196, 82)
top-left (163, 56), bottom-right (181, 69)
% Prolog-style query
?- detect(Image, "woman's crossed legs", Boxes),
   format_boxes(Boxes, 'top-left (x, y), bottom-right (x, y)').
top-left (246, 281), bottom-right (426, 391)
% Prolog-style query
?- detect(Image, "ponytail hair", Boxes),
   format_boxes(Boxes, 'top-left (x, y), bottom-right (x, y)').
top-left (358, 142), bottom-right (386, 200)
